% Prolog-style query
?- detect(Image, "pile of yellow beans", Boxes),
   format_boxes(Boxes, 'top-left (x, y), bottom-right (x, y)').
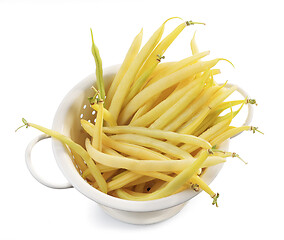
top-left (18, 18), bottom-right (262, 206)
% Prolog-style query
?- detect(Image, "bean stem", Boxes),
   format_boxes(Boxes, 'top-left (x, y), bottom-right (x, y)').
top-left (90, 28), bottom-right (105, 101)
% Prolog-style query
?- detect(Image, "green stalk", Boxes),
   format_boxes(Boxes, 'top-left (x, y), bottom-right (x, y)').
top-left (90, 28), bottom-right (105, 101)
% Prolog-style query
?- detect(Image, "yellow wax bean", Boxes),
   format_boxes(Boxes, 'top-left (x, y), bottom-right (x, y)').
top-left (82, 169), bottom-right (95, 182)
top-left (207, 127), bottom-right (230, 144)
top-left (129, 102), bottom-right (152, 123)
top-left (78, 164), bottom-right (106, 183)
top-left (86, 139), bottom-right (224, 172)
top-left (192, 111), bottom-right (220, 137)
top-left (180, 87), bottom-right (234, 134)
top-left (130, 77), bottom-right (187, 123)
top-left (213, 102), bottom-right (244, 125)
top-left (192, 101), bottom-right (243, 136)
top-left (70, 149), bottom-right (87, 172)
top-left (111, 170), bottom-right (128, 181)
top-left (131, 21), bottom-right (188, 90)
top-left (173, 75), bottom-right (194, 92)
top-left (105, 29), bottom-right (143, 108)
top-left (130, 78), bottom-right (188, 123)
top-left (76, 154), bottom-right (117, 179)
top-left (108, 18), bottom-right (174, 121)
top-left (92, 170), bottom-right (119, 187)
top-left (132, 171), bottom-right (173, 182)
top-left (214, 99), bottom-right (246, 113)
top-left (110, 133), bottom-right (192, 159)
top-left (125, 189), bottom-right (149, 196)
top-left (198, 156), bottom-right (226, 167)
top-left (108, 171), bottom-right (143, 192)
top-left (82, 168), bottom-right (92, 179)
top-left (81, 119), bottom-right (170, 160)
top-left (115, 189), bottom-right (148, 200)
top-left (119, 58), bottom-right (223, 125)
top-left (164, 85), bottom-right (221, 132)
top-left (211, 69), bottom-right (221, 75)
top-left (91, 100), bottom-right (103, 151)
top-left (68, 162), bottom-right (115, 182)
top-left (190, 31), bottom-right (202, 78)
top-left (23, 120), bottom-right (107, 193)
top-left (103, 170), bottom-right (119, 181)
top-left (97, 164), bottom-right (116, 173)
top-left (212, 151), bottom-right (247, 164)
top-left (149, 72), bottom-right (209, 129)
top-left (102, 145), bottom-right (124, 157)
top-left (111, 171), bottom-right (172, 192)
top-left (211, 126), bottom-right (261, 147)
top-left (103, 135), bottom-right (171, 160)
top-left (181, 116), bottom-right (232, 153)
top-left (90, 103), bottom-right (117, 126)
top-left (124, 176), bottom-right (155, 188)
top-left (191, 175), bottom-right (215, 197)
top-left (178, 86), bottom-right (237, 135)
top-left (123, 63), bottom-right (157, 106)
top-left (124, 189), bottom-right (148, 196)
top-left (146, 62), bottom-right (175, 81)
top-left (147, 181), bottom-right (167, 193)
top-left (190, 175), bottom-right (219, 206)
top-left (148, 83), bottom-right (179, 105)
top-left (146, 51), bottom-right (210, 87)
top-left (103, 126), bottom-right (212, 149)
top-left (130, 76), bottom-right (202, 127)
top-left (144, 150), bottom-right (210, 200)
top-left (115, 150), bottom-right (210, 200)
top-left (191, 31), bottom-right (199, 55)
top-left (137, 21), bottom-right (204, 90)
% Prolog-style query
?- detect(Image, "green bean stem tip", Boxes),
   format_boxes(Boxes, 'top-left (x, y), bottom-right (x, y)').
top-left (247, 99), bottom-right (257, 106)
top-left (192, 184), bottom-right (199, 192)
top-left (251, 126), bottom-right (264, 135)
top-left (232, 152), bottom-right (248, 164)
top-left (186, 20), bottom-right (206, 26)
top-left (88, 86), bottom-right (103, 105)
top-left (208, 147), bottom-right (217, 155)
top-left (157, 54), bottom-right (165, 62)
top-left (219, 58), bottom-right (235, 68)
top-left (15, 118), bottom-right (29, 132)
top-left (212, 193), bottom-right (219, 207)
top-left (211, 145), bottom-right (225, 154)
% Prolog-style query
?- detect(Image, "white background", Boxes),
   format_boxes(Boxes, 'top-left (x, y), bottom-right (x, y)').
top-left (1, 0), bottom-right (283, 239)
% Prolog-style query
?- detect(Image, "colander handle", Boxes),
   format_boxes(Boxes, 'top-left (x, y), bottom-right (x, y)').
top-left (25, 134), bottom-right (73, 189)
top-left (223, 83), bottom-right (254, 139)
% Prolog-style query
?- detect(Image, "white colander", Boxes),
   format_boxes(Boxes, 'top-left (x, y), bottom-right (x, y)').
top-left (25, 65), bottom-right (254, 224)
